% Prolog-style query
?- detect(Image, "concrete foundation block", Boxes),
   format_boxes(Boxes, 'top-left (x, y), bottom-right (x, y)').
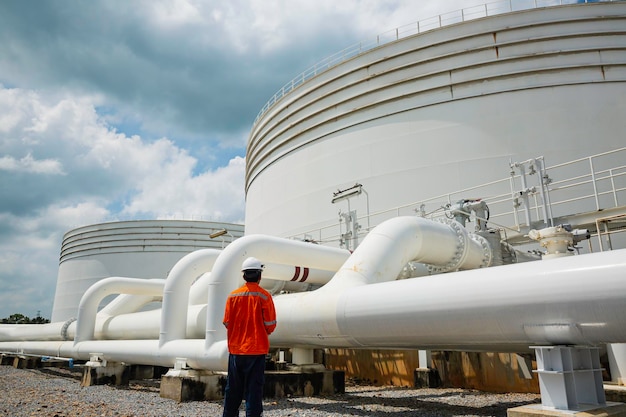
top-left (129, 365), bottom-right (168, 380)
top-left (507, 402), bottom-right (626, 417)
top-left (160, 370), bottom-right (227, 402)
top-left (81, 363), bottom-right (130, 387)
top-left (264, 369), bottom-right (345, 398)
top-left (414, 367), bottom-right (441, 388)
top-left (159, 367), bottom-right (345, 402)
top-left (606, 385), bottom-right (626, 403)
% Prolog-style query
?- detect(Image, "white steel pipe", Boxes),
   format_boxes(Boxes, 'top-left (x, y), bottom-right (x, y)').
top-left (0, 304), bottom-right (206, 343)
top-left (0, 339), bottom-right (229, 371)
top-left (4, 217), bottom-right (626, 370)
top-left (3, 250), bottom-right (626, 365)
top-left (98, 293), bottom-right (161, 317)
top-left (205, 217), bottom-right (485, 348)
top-left (261, 262), bottom-right (337, 286)
top-left (75, 278), bottom-right (166, 344)
top-left (0, 239), bottom-right (345, 345)
top-left (339, 248), bottom-right (626, 350)
top-left (160, 249), bottom-right (221, 345)
top-left (93, 304), bottom-right (207, 340)
top-left (324, 216), bottom-right (485, 292)
top-left (189, 263), bottom-right (339, 304)
top-left (203, 234), bottom-right (351, 347)
top-left (271, 247), bottom-right (626, 351)
top-left (0, 322), bottom-right (70, 342)
top-left (189, 260), bottom-right (347, 304)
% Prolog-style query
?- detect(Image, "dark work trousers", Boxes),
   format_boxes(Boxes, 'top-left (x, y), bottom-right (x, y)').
top-left (222, 353), bottom-right (266, 417)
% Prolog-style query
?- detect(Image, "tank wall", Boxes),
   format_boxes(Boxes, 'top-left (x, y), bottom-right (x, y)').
top-left (51, 220), bottom-right (244, 322)
top-left (246, 82), bottom-right (626, 239)
top-left (245, 3), bottom-right (626, 240)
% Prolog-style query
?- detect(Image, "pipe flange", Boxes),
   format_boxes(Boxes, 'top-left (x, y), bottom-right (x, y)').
top-left (471, 233), bottom-right (492, 268)
top-left (427, 219), bottom-right (467, 274)
top-left (61, 317), bottom-right (76, 341)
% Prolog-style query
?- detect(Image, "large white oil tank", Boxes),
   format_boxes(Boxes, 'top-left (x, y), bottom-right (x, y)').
top-left (51, 220), bottom-right (244, 322)
top-left (245, 2), bottom-right (626, 241)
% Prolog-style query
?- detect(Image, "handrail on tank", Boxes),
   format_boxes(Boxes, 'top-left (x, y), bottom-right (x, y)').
top-left (289, 147), bottom-right (626, 247)
top-left (252, 0), bottom-right (619, 127)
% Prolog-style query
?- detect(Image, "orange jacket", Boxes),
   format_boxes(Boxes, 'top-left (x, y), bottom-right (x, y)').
top-left (222, 282), bottom-right (277, 355)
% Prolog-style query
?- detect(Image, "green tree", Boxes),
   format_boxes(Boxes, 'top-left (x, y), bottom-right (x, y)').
top-left (1, 313), bottom-right (50, 324)
top-left (30, 315), bottom-right (50, 324)
top-left (1, 313), bottom-right (30, 324)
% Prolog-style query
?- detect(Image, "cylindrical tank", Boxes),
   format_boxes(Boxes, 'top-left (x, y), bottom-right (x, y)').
top-left (51, 220), bottom-right (244, 322)
top-left (245, 3), bottom-right (626, 240)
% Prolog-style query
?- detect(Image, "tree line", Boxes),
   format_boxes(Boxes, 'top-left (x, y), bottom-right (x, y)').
top-left (1, 313), bottom-right (50, 324)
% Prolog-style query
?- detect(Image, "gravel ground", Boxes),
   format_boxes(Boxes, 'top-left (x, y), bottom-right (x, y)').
top-left (0, 364), bottom-right (541, 417)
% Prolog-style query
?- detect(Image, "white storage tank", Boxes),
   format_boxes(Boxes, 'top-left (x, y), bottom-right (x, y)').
top-left (51, 220), bottom-right (244, 322)
top-left (245, 2), bottom-right (626, 242)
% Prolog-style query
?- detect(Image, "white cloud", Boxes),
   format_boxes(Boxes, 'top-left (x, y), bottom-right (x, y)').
top-left (0, 153), bottom-right (65, 175)
top-left (0, 84), bottom-right (246, 318)
top-left (148, 0), bottom-right (203, 27)
top-left (123, 150), bottom-right (245, 222)
top-left (41, 202), bottom-right (113, 233)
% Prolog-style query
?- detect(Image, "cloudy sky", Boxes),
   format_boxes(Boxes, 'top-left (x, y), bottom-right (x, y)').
top-left (0, 0), bottom-right (495, 320)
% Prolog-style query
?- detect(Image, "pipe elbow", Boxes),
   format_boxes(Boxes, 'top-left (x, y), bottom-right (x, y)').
top-left (75, 277), bottom-right (165, 344)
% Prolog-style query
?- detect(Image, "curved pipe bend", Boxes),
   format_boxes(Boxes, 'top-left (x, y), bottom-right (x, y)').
top-left (98, 293), bottom-right (162, 317)
top-left (160, 249), bottom-right (222, 346)
top-left (75, 277), bottom-right (166, 344)
top-left (203, 234), bottom-right (351, 347)
top-left (271, 216), bottom-right (487, 345)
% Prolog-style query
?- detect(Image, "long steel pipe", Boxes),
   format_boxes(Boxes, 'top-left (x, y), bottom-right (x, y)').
top-left (271, 239), bottom-right (626, 351)
top-left (0, 339), bottom-right (229, 370)
top-left (3, 217), bottom-right (625, 369)
top-left (0, 239), bottom-right (348, 344)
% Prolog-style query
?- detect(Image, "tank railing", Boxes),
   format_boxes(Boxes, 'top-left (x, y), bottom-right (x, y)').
top-left (288, 147), bottom-right (626, 248)
top-left (253, 0), bottom-right (620, 126)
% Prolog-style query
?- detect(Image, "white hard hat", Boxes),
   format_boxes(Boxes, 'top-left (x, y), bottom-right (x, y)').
top-left (241, 257), bottom-right (264, 271)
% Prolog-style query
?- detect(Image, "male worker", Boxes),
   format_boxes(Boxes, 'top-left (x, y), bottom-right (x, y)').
top-left (222, 257), bottom-right (277, 417)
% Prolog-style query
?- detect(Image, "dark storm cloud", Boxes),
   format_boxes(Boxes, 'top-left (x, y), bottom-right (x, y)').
top-left (0, 0), bottom-right (362, 145)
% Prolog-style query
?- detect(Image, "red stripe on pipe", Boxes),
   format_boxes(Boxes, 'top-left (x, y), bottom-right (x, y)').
top-left (299, 267), bottom-right (310, 282)
top-left (291, 266), bottom-right (300, 281)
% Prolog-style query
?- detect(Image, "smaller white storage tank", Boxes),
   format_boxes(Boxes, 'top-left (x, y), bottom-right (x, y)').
top-left (51, 220), bottom-right (244, 322)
